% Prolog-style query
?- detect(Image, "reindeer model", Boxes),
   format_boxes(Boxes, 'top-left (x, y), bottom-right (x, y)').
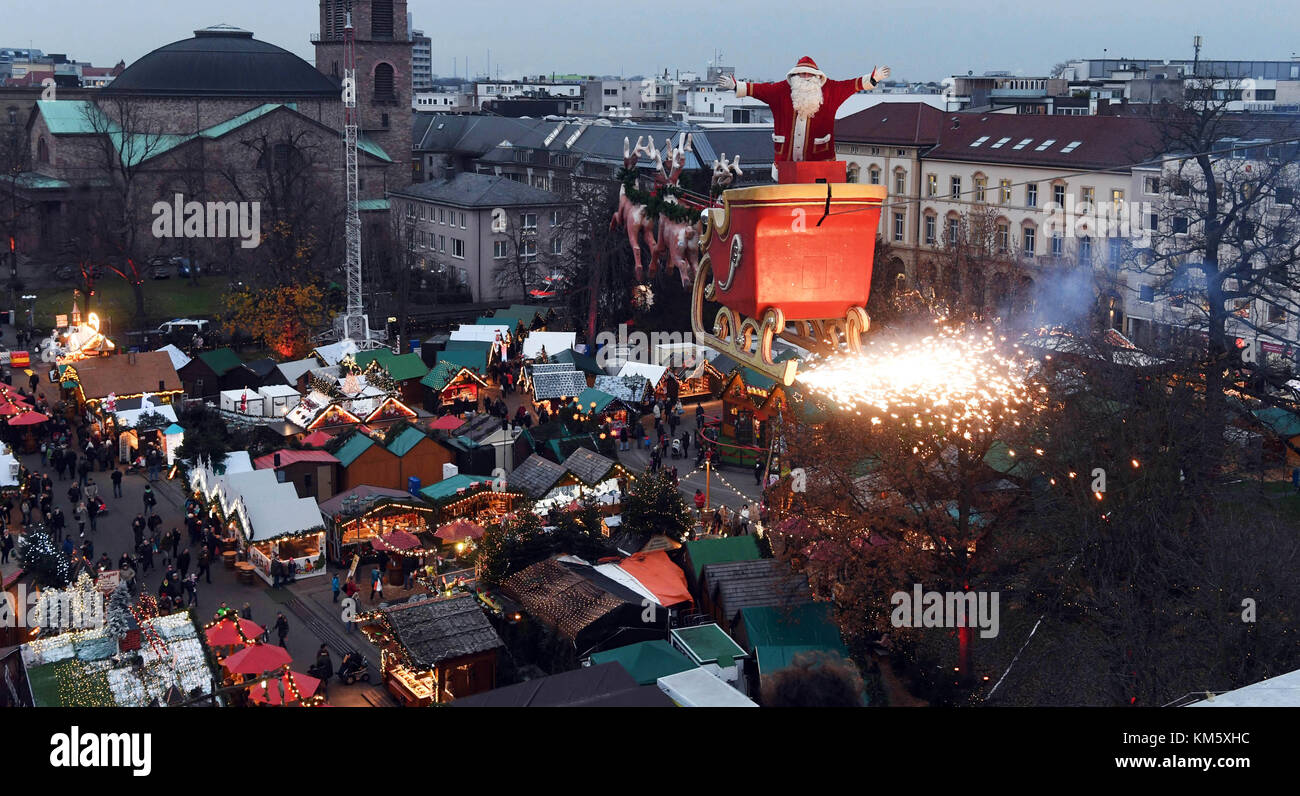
top-left (648, 133), bottom-right (703, 287)
top-left (710, 152), bottom-right (743, 194)
top-left (610, 136), bottom-right (660, 281)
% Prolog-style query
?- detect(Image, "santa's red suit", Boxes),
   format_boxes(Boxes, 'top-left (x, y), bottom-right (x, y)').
top-left (736, 56), bottom-right (878, 163)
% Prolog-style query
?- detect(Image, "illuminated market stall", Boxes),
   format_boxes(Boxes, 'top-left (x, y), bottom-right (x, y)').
top-left (319, 485), bottom-right (440, 566)
top-left (188, 454), bottom-right (328, 583)
top-left (359, 593), bottom-right (503, 706)
top-left (419, 472), bottom-right (523, 524)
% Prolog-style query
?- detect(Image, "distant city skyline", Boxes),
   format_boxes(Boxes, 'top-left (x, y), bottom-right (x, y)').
top-left (6, 0), bottom-right (1298, 84)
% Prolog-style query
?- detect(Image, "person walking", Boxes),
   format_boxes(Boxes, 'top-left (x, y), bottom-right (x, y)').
top-left (274, 612), bottom-right (289, 647)
top-left (131, 514), bottom-right (146, 550)
top-left (143, 485), bottom-right (157, 517)
top-left (111, 468), bottom-right (123, 498)
top-left (372, 572), bottom-right (384, 603)
top-left (86, 498), bottom-right (99, 533)
top-left (696, 404), bottom-right (705, 430)
top-left (331, 574), bottom-right (341, 603)
top-left (73, 502), bottom-right (86, 537)
top-left (739, 503), bottom-right (751, 535)
top-left (138, 539), bottom-right (155, 572)
top-left (19, 497), bottom-right (30, 526)
top-left (183, 573), bottom-right (198, 607)
top-left (177, 546), bottom-right (191, 577)
top-left (0, 528), bottom-right (13, 564)
top-left (197, 547), bottom-right (211, 583)
top-left (754, 458), bottom-right (764, 485)
top-left (168, 527), bottom-right (181, 559)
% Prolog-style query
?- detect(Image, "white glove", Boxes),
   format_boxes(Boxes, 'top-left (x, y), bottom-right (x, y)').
top-left (871, 65), bottom-right (891, 84)
top-left (715, 73), bottom-right (737, 92)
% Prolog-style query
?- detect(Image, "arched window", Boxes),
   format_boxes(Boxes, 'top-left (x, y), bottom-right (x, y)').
top-left (868, 165), bottom-right (881, 185)
top-left (374, 63), bottom-right (396, 102)
top-left (372, 0), bottom-right (394, 39)
top-left (846, 163), bottom-right (860, 183)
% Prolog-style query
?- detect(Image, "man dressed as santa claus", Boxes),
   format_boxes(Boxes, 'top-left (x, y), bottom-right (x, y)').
top-left (716, 56), bottom-right (889, 178)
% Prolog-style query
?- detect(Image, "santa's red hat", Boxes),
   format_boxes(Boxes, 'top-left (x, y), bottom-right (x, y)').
top-left (787, 56), bottom-right (826, 81)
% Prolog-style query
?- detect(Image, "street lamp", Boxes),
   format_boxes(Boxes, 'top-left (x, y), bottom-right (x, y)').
top-left (21, 294), bottom-right (36, 332)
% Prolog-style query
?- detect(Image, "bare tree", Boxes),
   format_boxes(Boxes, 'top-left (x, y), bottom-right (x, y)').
top-left (1134, 79), bottom-right (1300, 479)
top-left (80, 96), bottom-right (174, 320)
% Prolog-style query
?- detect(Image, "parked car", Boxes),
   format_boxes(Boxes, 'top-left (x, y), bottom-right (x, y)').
top-left (156, 318), bottom-right (210, 338)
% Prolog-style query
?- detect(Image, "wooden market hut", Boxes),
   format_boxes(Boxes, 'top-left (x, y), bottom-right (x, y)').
top-left (361, 593), bottom-right (503, 705)
top-left (60, 351), bottom-right (183, 411)
top-left (352, 349), bottom-right (431, 407)
top-left (420, 360), bottom-right (489, 413)
top-left (418, 473), bottom-right (522, 524)
top-left (252, 449), bottom-right (340, 501)
top-left (333, 426), bottom-right (456, 494)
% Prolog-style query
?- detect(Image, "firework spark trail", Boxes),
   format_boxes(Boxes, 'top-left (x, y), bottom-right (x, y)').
top-left (796, 325), bottom-right (1044, 441)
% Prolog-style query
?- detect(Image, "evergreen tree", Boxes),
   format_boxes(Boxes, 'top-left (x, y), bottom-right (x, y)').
top-left (478, 509), bottom-right (546, 587)
top-left (17, 527), bottom-right (71, 588)
top-left (621, 471), bottom-right (694, 541)
top-left (106, 582), bottom-right (133, 640)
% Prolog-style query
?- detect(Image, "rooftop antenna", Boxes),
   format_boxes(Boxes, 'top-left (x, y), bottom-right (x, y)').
top-left (1192, 34), bottom-right (1202, 77)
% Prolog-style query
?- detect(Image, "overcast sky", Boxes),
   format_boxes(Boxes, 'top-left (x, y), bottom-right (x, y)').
top-left (8, 0), bottom-right (1299, 83)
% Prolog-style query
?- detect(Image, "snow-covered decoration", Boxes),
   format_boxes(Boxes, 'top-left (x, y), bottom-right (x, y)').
top-left (633, 284), bottom-right (655, 311)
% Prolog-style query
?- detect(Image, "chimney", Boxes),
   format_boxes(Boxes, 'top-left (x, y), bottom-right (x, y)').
top-left (442, 462), bottom-right (459, 481)
top-left (158, 380), bottom-right (165, 392)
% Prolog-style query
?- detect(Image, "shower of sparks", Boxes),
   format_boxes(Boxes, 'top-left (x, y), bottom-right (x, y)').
top-left (796, 324), bottom-right (1045, 441)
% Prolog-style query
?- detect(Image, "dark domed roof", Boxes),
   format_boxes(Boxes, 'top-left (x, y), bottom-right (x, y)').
top-left (106, 25), bottom-right (339, 98)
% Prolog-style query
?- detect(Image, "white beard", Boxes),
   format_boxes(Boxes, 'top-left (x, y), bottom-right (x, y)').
top-left (789, 78), bottom-right (824, 117)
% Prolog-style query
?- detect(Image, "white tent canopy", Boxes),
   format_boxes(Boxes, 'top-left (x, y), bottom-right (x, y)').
top-left (451, 324), bottom-right (511, 342)
top-left (313, 339), bottom-right (359, 367)
top-left (616, 361), bottom-right (668, 386)
top-left (155, 344), bottom-right (191, 372)
top-left (114, 403), bottom-right (179, 429)
top-left (523, 331), bottom-right (576, 359)
top-left (189, 455), bottom-right (324, 544)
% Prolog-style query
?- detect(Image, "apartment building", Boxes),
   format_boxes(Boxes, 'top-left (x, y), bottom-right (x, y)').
top-left (388, 172), bottom-right (578, 302)
top-left (837, 104), bottom-right (1163, 322)
top-left (1123, 128), bottom-right (1300, 369)
top-left (410, 29), bottom-right (433, 91)
top-left (475, 79), bottom-right (584, 113)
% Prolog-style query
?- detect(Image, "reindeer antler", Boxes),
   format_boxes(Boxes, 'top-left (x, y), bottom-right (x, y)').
top-left (623, 136), bottom-right (631, 159)
top-left (730, 154), bottom-right (743, 177)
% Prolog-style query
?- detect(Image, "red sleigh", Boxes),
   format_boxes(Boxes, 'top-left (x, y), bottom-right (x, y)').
top-left (693, 161), bottom-right (887, 385)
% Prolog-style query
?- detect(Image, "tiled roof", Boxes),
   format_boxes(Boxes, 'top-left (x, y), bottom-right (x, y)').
top-left (923, 113), bottom-right (1163, 172)
top-left (506, 453), bottom-right (566, 498)
top-left (836, 102), bottom-right (945, 146)
top-left (390, 171), bottom-right (573, 208)
top-left (380, 594), bottom-right (503, 668)
top-left (65, 352), bottom-right (182, 399)
top-left (531, 369), bottom-right (588, 401)
top-left (562, 447), bottom-right (617, 486)
top-left (594, 375), bottom-right (648, 404)
top-left (252, 449), bottom-right (339, 470)
top-left (701, 559), bottom-right (813, 623)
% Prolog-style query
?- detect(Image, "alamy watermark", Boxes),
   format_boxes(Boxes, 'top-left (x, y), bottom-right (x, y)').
top-left (890, 584), bottom-right (1000, 638)
top-left (0, 585), bottom-right (105, 630)
top-left (594, 323), bottom-right (700, 369)
top-left (151, 193), bottom-right (261, 248)
top-left (1042, 197), bottom-right (1155, 246)
top-left (50, 727), bottom-right (152, 777)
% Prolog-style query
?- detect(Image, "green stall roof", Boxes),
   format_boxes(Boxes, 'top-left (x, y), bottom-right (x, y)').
top-left (588, 640), bottom-right (696, 685)
top-left (684, 536), bottom-right (762, 579)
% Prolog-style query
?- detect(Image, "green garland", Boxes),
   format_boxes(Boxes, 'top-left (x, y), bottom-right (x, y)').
top-left (618, 167), bottom-right (701, 225)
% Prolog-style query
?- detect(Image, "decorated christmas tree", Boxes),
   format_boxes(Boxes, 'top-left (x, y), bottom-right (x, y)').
top-left (621, 470), bottom-right (694, 542)
top-left (106, 582), bottom-right (133, 640)
top-left (17, 527), bottom-right (71, 588)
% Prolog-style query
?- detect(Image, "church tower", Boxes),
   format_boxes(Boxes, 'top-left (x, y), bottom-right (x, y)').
top-left (315, 0), bottom-right (413, 186)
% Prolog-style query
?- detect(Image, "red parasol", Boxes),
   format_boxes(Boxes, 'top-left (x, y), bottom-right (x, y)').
top-left (247, 670), bottom-right (321, 706)
top-left (371, 529), bottom-right (422, 552)
top-left (0, 401), bottom-right (20, 417)
top-left (7, 410), bottom-right (49, 426)
top-left (429, 415), bottom-right (463, 431)
top-left (223, 642), bottom-right (292, 674)
top-left (435, 519), bottom-right (485, 542)
top-left (205, 617), bottom-right (265, 647)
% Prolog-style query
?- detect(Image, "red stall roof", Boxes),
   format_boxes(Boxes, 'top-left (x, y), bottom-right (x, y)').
top-left (618, 550), bottom-right (693, 609)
